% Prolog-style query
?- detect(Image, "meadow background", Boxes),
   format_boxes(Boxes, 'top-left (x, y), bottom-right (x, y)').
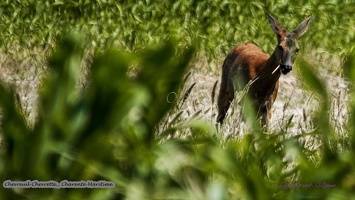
top-left (0, 0), bottom-right (355, 199)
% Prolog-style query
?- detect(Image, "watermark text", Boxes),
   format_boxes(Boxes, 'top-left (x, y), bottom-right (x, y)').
top-left (3, 180), bottom-right (115, 189)
top-left (279, 182), bottom-right (336, 189)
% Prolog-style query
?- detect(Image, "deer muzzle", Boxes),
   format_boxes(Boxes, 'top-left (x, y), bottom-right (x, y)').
top-left (280, 64), bottom-right (292, 74)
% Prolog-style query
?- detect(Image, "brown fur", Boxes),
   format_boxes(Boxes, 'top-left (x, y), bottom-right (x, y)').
top-left (216, 43), bottom-right (280, 128)
top-left (216, 13), bottom-right (311, 130)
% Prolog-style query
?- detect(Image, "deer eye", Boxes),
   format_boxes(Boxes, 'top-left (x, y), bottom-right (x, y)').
top-left (278, 46), bottom-right (283, 51)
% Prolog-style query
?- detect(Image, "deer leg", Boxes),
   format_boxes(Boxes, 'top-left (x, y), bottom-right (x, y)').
top-left (261, 111), bottom-right (270, 131)
top-left (216, 84), bottom-right (234, 123)
top-left (261, 100), bottom-right (273, 131)
top-left (216, 57), bottom-right (234, 123)
top-left (216, 53), bottom-right (239, 124)
top-left (217, 68), bottom-right (236, 124)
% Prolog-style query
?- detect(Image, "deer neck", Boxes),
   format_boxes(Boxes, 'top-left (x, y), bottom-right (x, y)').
top-left (264, 47), bottom-right (281, 75)
top-left (253, 48), bottom-right (281, 97)
top-left (260, 46), bottom-right (281, 79)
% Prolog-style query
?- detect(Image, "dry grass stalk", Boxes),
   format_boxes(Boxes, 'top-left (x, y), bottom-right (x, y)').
top-left (179, 82), bottom-right (196, 108)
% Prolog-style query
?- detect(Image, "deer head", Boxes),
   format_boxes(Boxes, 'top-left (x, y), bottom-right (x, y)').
top-left (266, 13), bottom-right (311, 75)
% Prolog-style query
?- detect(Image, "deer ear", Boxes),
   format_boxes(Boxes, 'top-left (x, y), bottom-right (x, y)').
top-left (292, 16), bottom-right (311, 38)
top-left (266, 12), bottom-right (285, 35)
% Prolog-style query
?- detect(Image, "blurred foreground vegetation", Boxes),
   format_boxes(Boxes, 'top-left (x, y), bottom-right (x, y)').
top-left (0, 0), bottom-right (355, 199)
top-left (0, 34), bottom-right (354, 199)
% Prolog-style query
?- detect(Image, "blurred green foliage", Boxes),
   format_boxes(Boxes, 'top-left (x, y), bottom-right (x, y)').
top-left (0, 34), bottom-right (355, 199)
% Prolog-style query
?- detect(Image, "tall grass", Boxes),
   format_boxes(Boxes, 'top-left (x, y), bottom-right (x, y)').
top-left (0, 1), bottom-right (354, 72)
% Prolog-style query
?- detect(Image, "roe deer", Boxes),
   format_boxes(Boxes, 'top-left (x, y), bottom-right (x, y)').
top-left (216, 13), bottom-right (311, 130)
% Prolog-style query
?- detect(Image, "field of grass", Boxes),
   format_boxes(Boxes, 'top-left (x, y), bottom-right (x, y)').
top-left (0, 1), bottom-right (355, 199)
